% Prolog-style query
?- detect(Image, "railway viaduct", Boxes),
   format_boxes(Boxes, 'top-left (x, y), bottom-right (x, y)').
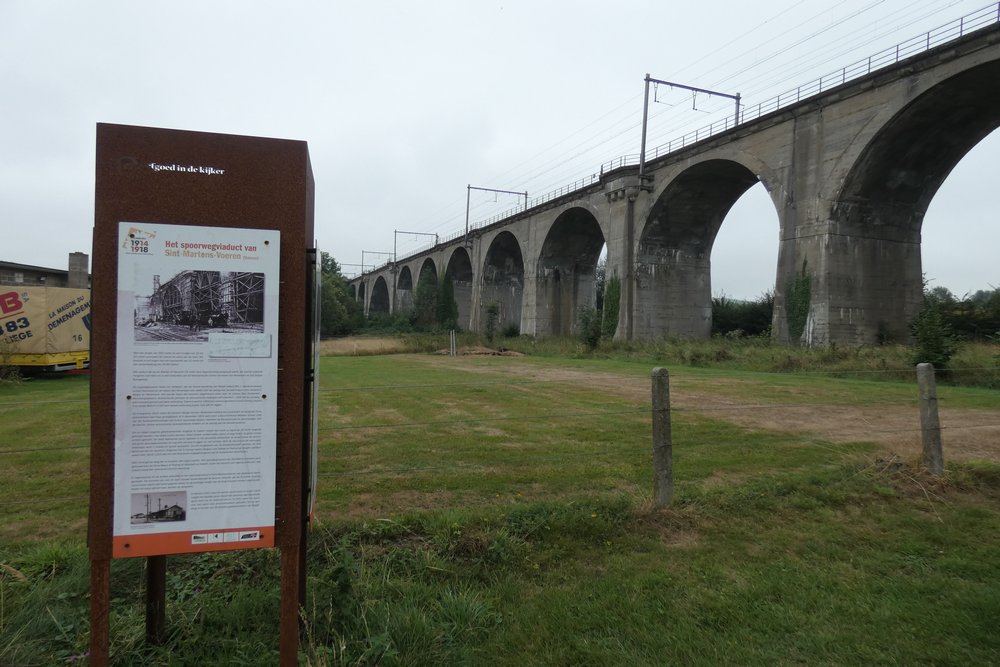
top-left (350, 15), bottom-right (1000, 346)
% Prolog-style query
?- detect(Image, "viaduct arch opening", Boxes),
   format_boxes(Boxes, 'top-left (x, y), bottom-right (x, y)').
top-left (710, 182), bottom-right (780, 336)
top-left (414, 258), bottom-right (438, 327)
top-left (396, 265), bottom-right (413, 315)
top-left (481, 231), bottom-right (524, 335)
top-left (636, 159), bottom-right (766, 339)
top-left (924, 127), bottom-right (1000, 296)
top-left (369, 276), bottom-right (390, 316)
top-left (445, 247), bottom-right (473, 330)
top-left (536, 207), bottom-right (606, 337)
top-left (831, 60), bottom-right (1000, 343)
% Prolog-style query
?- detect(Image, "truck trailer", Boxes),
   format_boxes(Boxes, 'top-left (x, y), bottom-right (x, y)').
top-left (0, 285), bottom-right (91, 372)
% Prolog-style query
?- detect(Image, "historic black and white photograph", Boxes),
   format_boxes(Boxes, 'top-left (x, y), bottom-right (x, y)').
top-left (133, 270), bottom-right (266, 342)
top-left (129, 491), bottom-right (188, 524)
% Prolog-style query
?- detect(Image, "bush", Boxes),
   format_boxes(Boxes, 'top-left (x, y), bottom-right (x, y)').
top-left (484, 303), bottom-right (500, 343)
top-left (413, 277), bottom-right (439, 330)
top-left (601, 276), bottom-right (621, 339)
top-left (712, 291), bottom-right (773, 337)
top-left (911, 296), bottom-right (959, 369)
top-left (437, 275), bottom-right (459, 331)
top-left (785, 263), bottom-right (812, 344)
top-left (577, 307), bottom-right (602, 350)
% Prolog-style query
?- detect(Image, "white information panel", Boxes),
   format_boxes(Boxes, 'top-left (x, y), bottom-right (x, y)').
top-left (112, 222), bottom-right (280, 557)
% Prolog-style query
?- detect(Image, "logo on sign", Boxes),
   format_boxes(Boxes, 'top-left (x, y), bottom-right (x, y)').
top-left (0, 291), bottom-right (24, 316)
top-left (123, 227), bottom-right (157, 254)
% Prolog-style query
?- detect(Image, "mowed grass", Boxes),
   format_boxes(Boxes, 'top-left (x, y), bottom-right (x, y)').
top-left (316, 355), bottom-right (876, 515)
top-left (1, 355), bottom-right (999, 665)
top-left (0, 373), bottom-right (90, 544)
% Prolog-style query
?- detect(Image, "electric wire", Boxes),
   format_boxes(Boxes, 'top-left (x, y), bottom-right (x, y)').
top-left (404, 1), bottom-right (993, 244)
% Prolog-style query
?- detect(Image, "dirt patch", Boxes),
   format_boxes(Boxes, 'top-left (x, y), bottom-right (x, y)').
top-left (633, 506), bottom-right (703, 548)
top-left (411, 354), bottom-right (1000, 463)
top-left (434, 346), bottom-right (525, 356)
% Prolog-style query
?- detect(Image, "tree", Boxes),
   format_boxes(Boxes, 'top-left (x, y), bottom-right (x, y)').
top-left (911, 285), bottom-right (958, 369)
top-left (926, 286), bottom-right (957, 308)
top-left (712, 291), bottom-right (773, 337)
top-left (437, 274), bottom-right (459, 330)
top-left (594, 258), bottom-right (607, 313)
top-left (413, 275), bottom-right (439, 330)
top-left (319, 252), bottom-right (363, 336)
top-left (601, 275), bottom-right (621, 339)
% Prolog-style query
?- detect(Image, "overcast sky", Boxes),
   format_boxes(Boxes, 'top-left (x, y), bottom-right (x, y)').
top-left (2, 0), bottom-right (996, 299)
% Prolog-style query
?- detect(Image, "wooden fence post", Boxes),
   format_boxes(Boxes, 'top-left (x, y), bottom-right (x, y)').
top-left (652, 367), bottom-right (673, 507)
top-left (917, 362), bottom-right (944, 475)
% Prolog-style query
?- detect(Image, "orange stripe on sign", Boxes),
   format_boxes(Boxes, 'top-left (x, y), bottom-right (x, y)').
top-left (112, 526), bottom-right (274, 558)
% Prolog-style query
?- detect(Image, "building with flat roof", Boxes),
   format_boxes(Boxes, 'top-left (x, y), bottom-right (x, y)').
top-left (0, 253), bottom-right (90, 288)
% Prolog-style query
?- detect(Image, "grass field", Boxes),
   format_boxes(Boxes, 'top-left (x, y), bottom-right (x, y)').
top-left (1, 352), bottom-right (999, 665)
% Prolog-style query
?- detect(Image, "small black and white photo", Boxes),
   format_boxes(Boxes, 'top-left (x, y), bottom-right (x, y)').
top-left (130, 491), bottom-right (188, 524)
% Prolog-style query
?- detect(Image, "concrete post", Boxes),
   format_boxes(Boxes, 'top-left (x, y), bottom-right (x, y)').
top-left (651, 367), bottom-right (673, 507)
top-left (917, 363), bottom-right (944, 475)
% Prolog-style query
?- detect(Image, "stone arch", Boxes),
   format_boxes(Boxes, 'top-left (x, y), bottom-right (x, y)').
top-left (535, 207), bottom-right (606, 336)
top-left (830, 60), bottom-right (1000, 342)
top-left (413, 258), bottom-right (439, 327)
top-left (417, 258), bottom-right (437, 287)
top-left (357, 282), bottom-right (367, 313)
top-left (396, 265), bottom-right (413, 315)
top-left (636, 158), bottom-right (770, 339)
top-left (481, 231), bottom-right (524, 335)
top-left (370, 275), bottom-right (390, 316)
top-left (348, 283), bottom-right (357, 301)
top-left (445, 247), bottom-right (474, 330)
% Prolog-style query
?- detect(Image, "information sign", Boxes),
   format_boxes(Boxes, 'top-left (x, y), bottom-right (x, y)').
top-left (90, 123), bottom-right (315, 665)
top-left (112, 222), bottom-right (280, 557)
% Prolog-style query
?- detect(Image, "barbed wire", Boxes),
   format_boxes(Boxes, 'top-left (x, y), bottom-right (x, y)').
top-left (3, 494), bottom-right (89, 508)
top-left (12, 368), bottom-right (998, 402)
top-left (0, 399), bottom-right (89, 407)
top-left (3, 363), bottom-right (998, 408)
top-left (319, 407), bottom-right (651, 432)
top-left (1, 417), bottom-right (996, 460)
top-left (0, 444), bottom-right (89, 455)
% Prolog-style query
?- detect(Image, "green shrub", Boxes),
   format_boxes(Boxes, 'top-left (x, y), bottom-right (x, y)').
top-left (484, 303), bottom-right (500, 343)
top-left (437, 275), bottom-right (459, 331)
top-left (785, 262), bottom-right (812, 344)
top-left (577, 306), bottom-right (602, 350)
top-left (601, 276), bottom-right (621, 339)
top-left (713, 291), bottom-right (773, 337)
top-left (911, 294), bottom-right (959, 369)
